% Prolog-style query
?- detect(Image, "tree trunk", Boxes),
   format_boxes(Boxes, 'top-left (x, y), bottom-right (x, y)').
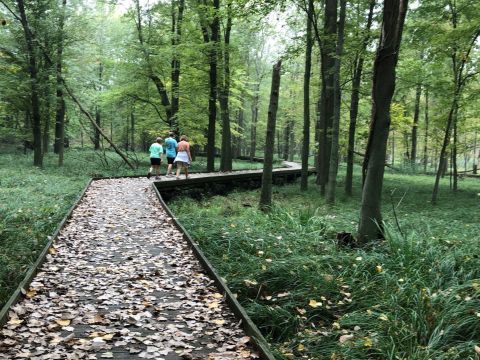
top-left (411, 82), bottom-right (422, 170)
top-left (473, 130), bottom-right (477, 174)
top-left (283, 121), bottom-right (290, 161)
top-left (423, 87), bottom-right (429, 172)
top-left (43, 80), bottom-right (51, 154)
top-left (249, 84), bottom-right (259, 160)
top-left (259, 60), bottom-right (282, 211)
top-left (54, 0), bottom-right (66, 166)
top-left (289, 121), bottom-right (295, 162)
top-left (452, 105), bottom-right (458, 191)
top-left (170, 0), bottom-right (185, 131)
top-left (205, 0), bottom-right (220, 172)
top-left (326, 0), bottom-right (346, 205)
top-left (234, 99), bottom-right (245, 158)
top-left (345, 0), bottom-right (375, 196)
top-left (301, 0), bottom-right (314, 191)
top-left (17, 0), bottom-right (43, 167)
top-left (220, 2), bottom-right (232, 172)
top-left (94, 106), bottom-right (101, 150)
top-left (358, 0), bottom-right (408, 242)
top-left (317, 0), bottom-right (337, 195)
top-left (131, 111), bottom-right (135, 151)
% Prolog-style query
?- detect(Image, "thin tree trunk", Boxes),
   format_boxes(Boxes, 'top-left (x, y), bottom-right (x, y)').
top-left (259, 60), bottom-right (282, 211)
top-left (452, 105), bottom-right (458, 191)
top-left (131, 111), bottom-right (135, 151)
top-left (411, 82), bottom-right (422, 170)
top-left (170, 0), bottom-right (184, 131)
top-left (289, 121), bottom-right (295, 162)
top-left (358, 0), bottom-right (408, 242)
top-left (326, 0), bottom-right (346, 205)
top-left (17, 0), bottom-right (43, 167)
top-left (220, 2), bottom-right (232, 172)
top-left (234, 99), bottom-right (245, 158)
top-left (283, 121), bottom-right (290, 161)
top-left (423, 87), bottom-right (429, 172)
top-left (473, 130), bottom-right (477, 174)
top-left (345, 0), bottom-right (375, 196)
top-left (249, 85), bottom-right (259, 160)
top-left (94, 106), bottom-right (101, 150)
top-left (54, 0), bottom-right (66, 160)
top-left (301, 0), bottom-right (314, 191)
top-left (392, 130), bottom-right (395, 166)
top-left (205, 0), bottom-right (220, 172)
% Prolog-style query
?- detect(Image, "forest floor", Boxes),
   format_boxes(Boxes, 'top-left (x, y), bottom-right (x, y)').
top-left (168, 170), bottom-right (480, 359)
top-left (0, 147), bottom-right (278, 309)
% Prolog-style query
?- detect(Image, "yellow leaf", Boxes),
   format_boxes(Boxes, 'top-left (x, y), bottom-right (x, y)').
top-left (308, 299), bottom-right (321, 308)
top-left (240, 350), bottom-right (250, 358)
top-left (364, 337), bottom-right (373, 348)
top-left (378, 314), bottom-right (389, 321)
top-left (296, 307), bottom-right (306, 315)
top-left (212, 293), bottom-right (223, 299)
top-left (26, 289), bottom-right (37, 298)
top-left (55, 319), bottom-right (71, 326)
top-left (297, 344), bottom-right (305, 351)
top-left (208, 302), bottom-right (220, 309)
top-left (48, 247), bottom-right (57, 254)
top-left (102, 333), bottom-right (115, 340)
top-left (375, 265), bottom-right (383, 273)
top-left (8, 318), bottom-right (23, 325)
top-left (212, 319), bottom-right (225, 325)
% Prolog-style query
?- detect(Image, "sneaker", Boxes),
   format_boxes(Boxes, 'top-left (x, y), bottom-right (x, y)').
top-left (155, 176), bottom-right (161, 180)
top-left (176, 176), bottom-right (180, 180)
top-left (147, 172), bottom-right (151, 179)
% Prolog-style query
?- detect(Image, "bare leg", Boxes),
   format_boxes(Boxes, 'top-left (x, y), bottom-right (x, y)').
top-left (176, 164), bottom-right (181, 179)
top-left (185, 166), bottom-right (189, 179)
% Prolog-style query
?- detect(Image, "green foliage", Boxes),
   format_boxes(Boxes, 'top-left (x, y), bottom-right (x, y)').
top-left (170, 171), bottom-right (480, 359)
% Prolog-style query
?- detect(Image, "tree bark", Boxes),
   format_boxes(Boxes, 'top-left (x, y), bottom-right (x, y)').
top-left (17, 0), bottom-right (43, 167)
top-left (220, 2), bottom-right (232, 172)
top-left (283, 121), bottom-right (290, 161)
top-left (317, 0), bottom-right (337, 195)
top-left (411, 82), bottom-right (422, 170)
top-left (301, 0), bottom-right (314, 191)
top-left (249, 83), bottom-right (259, 160)
top-left (205, 0), bottom-right (220, 172)
top-left (54, 0), bottom-right (67, 163)
top-left (170, 0), bottom-right (185, 131)
top-left (259, 60), bottom-right (282, 211)
top-left (326, 0), bottom-right (346, 205)
top-left (452, 105), bottom-right (458, 191)
top-left (358, 0), bottom-right (408, 242)
top-left (130, 111), bottom-right (135, 151)
top-left (423, 87), bottom-right (429, 172)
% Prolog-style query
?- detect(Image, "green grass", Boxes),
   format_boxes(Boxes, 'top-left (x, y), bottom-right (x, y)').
top-left (0, 147), bottom-right (270, 309)
top-left (169, 169), bottom-right (480, 359)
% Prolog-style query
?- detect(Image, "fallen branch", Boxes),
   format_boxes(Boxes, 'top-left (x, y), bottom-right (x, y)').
top-left (62, 80), bottom-right (135, 170)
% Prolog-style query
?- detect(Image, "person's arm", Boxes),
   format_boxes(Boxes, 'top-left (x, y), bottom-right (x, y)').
top-left (187, 143), bottom-right (192, 162)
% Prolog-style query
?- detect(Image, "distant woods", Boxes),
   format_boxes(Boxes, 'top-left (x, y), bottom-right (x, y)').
top-left (1, 0), bottom-right (479, 240)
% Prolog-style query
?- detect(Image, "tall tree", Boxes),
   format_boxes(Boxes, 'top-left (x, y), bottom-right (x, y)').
top-left (54, 0), bottom-right (67, 167)
top-left (15, 0), bottom-right (43, 167)
top-left (325, 0), bottom-right (346, 205)
top-left (358, 0), bottom-right (408, 242)
top-left (345, 0), bottom-right (375, 196)
top-left (171, 0), bottom-right (185, 131)
top-left (431, 2), bottom-right (480, 204)
top-left (317, 0), bottom-right (337, 195)
top-left (259, 60), bottom-right (282, 212)
top-left (300, 0), bottom-right (314, 191)
top-left (410, 81), bottom-right (422, 170)
top-left (220, 1), bottom-right (232, 171)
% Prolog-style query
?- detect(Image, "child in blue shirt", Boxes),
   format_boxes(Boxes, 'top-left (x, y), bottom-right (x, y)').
top-left (147, 137), bottom-right (163, 180)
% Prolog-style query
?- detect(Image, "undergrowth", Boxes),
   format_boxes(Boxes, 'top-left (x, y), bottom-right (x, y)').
top-left (169, 171), bottom-right (480, 359)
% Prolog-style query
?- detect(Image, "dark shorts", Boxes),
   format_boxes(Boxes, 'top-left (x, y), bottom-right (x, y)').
top-left (150, 158), bottom-right (161, 166)
top-left (167, 157), bottom-right (175, 165)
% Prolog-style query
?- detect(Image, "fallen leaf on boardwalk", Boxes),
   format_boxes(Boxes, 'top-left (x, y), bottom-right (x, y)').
top-left (26, 289), bottom-right (37, 298)
top-left (7, 318), bottom-right (23, 325)
top-left (100, 352), bottom-right (114, 358)
top-left (55, 319), bottom-right (71, 326)
top-left (241, 350), bottom-right (251, 357)
top-left (212, 293), bottom-right (223, 299)
top-left (212, 319), bottom-right (225, 325)
top-left (48, 247), bottom-right (57, 254)
top-left (208, 301), bottom-right (220, 309)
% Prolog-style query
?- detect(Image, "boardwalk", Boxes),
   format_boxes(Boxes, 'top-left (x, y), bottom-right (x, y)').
top-left (0, 177), bottom-right (259, 359)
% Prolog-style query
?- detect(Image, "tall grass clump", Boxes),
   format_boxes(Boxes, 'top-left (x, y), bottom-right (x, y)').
top-left (169, 174), bottom-right (480, 359)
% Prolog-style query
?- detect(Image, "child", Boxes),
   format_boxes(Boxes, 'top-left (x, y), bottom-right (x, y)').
top-left (164, 132), bottom-right (178, 177)
top-left (174, 135), bottom-right (192, 179)
top-left (147, 137), bottom-right (163, 180)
